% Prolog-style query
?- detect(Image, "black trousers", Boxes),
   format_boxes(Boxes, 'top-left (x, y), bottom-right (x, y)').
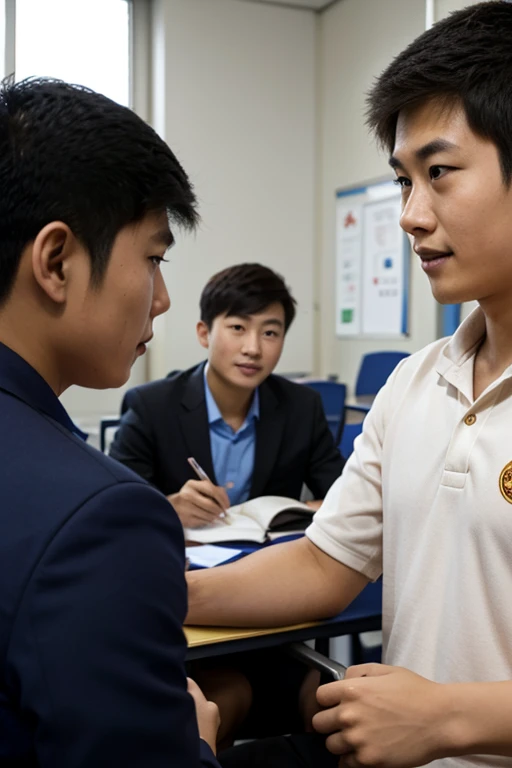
top-left (188, 647), bottom-right (308, 737)
top-left (219, 733), bottom-right (338, 768)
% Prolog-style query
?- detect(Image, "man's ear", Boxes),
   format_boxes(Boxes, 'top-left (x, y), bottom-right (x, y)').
top-left (30, 221), bottom-right (79, 304)
top-left (196, 320), bottom-right (210, 350)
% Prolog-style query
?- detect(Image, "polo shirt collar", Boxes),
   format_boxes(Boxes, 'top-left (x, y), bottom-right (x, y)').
top-left (436, 305), bottom-right (512, 403)
top-left (438, 306), bottom-right (486, 370)
top-left (0, 342), bottom-right (88, 441)
top-left (203, 363), bottom-right (260, 426)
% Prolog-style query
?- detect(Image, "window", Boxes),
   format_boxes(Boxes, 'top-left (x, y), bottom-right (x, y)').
top-left (15, 0), bottom-right (130, 106)
top-left (0, 0), bottom-right (5, 81)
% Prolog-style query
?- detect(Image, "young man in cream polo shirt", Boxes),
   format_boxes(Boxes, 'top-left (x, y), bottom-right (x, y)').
top-left (188, 3), bottom-right (512, 767)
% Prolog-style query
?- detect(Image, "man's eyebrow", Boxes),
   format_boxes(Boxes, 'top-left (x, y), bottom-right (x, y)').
top-left (262, 318), bottom-right (284, 327)
top-left (150, 229), bottom-right (175, 248)
top-left (389, 138), bottom-right (459, 170)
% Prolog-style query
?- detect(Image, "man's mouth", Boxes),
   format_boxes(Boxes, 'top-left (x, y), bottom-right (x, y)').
top-left (414, 246), bottom-right (453, 262)
top-left (414, 247), bottom-right (453, 271)
top-left (236, 363), bottom-right (262, 374)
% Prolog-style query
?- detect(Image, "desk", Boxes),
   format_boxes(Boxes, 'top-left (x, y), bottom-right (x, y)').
top-left (346, 395), bottom-right (375, 411)
top-left (186, 581), bottom-right (382, 661)
top-left (345, 395), bottom-right (375, 423)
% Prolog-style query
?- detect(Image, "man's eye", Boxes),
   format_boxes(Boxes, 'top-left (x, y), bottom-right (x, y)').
top-left (149, 255), bottom-right (169, 266)
top-left (392, 176), bottom-right (411, 189)
top-left (429, 165), bottom-right (450, 181)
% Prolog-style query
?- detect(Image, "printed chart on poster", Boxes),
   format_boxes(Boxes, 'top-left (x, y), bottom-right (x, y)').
top-left (335, 179), bottom-right (410, 338)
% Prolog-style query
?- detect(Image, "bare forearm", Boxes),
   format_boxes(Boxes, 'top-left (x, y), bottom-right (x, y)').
top-left (186, 536), bottom-right (368, 627)
top-left (442, 681), bottom-right (512, 759)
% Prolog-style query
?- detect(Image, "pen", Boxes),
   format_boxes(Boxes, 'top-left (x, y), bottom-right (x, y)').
top-left (187, 457), bottom-right (231, 523)
top-left (187, 456), bottom-right (212, 483)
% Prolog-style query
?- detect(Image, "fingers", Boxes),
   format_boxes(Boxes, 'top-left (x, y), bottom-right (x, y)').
top-left (216, 484), bottom-right (231, 510)
top-left (316, 664), bottom-right (391, 708)
top-left (187, 676), bottom-right (206, 701)
top-left (324, 731), bottom-right (353, 756)
top-left (187, 479), bottom-right (230, 515)
top-left (170, 480), bottom-right (232, 528)
top-left (339, 753), bottom-right (359, 768)
top-left (312, 701), bottom-right (344, 735)
top-left (316, 679), bottom-right (346, 709)
top-left (344, 662), bottom-right (392, 679)
top-left (184, 510), bottom-right (222, 528)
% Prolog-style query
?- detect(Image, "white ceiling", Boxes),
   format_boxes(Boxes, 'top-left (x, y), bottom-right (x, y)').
top-left (233, 0), bottom-right (335, 10)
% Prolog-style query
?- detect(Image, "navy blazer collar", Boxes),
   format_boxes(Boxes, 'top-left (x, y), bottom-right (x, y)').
top-left (180, 361), bottom-right (207, 412)
top-left (0, 342), bottom-right (87, 440)
top-left (177, 362), bottom-right (287, 495)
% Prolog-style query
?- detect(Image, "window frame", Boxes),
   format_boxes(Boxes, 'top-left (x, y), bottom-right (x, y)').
top-left (3, 0), bottom-right (148, 112)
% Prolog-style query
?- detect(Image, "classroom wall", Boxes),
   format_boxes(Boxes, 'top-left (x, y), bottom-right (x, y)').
top-left (435, 0), bottom-right (482, 21)
top-left (315, 0), bottom-right (431, 390)
top-left (149, 0), bottom-right (316, 381)
top-left (60, 0), bottom-right (316, 427)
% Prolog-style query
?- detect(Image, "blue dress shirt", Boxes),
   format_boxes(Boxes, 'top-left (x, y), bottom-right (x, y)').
top-left (203, 367), bottom-right (259, 506)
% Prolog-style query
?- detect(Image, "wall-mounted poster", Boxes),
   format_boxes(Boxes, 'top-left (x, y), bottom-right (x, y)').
top-left (335, 179), bottom-right (410, 338)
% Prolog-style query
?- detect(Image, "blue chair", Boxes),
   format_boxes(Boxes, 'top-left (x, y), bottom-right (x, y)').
top-left (346, 351), bottom-right (410, 417)
top-left (303, 380), bottom-right (347, 443)
top-left (355, 351), bottom-right (409, 396)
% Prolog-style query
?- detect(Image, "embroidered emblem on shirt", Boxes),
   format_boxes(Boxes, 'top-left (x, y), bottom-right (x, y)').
top-left (499, 462), bottom-right (512, 503)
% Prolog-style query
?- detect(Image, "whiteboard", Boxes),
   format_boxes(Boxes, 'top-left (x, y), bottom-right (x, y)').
top-left (335, 179), bottom-right (410, 338)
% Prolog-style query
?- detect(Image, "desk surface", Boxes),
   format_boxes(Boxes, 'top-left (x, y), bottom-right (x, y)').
top-left (186, 620), bottom-right (319, 648)
top-left (185, 580), bottom-right (382, 660)
top-left (346, 395), bottom-right (375, 409)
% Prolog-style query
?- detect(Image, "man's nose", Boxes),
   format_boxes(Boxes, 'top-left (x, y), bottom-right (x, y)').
top-left (151, 268), bottom-right (171, 318)
top-left (399, 185), bottom-right (436, 236)
top-left (241, 332), bottom-right (261, 356)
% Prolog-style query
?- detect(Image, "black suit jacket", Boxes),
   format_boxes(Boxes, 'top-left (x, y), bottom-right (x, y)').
top-left (109, 363), bottom-right (345, 500)
top-left (0, 345), bottom-right (219, 768)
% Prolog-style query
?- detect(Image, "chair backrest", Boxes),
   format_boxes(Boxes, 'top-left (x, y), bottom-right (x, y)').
top-left (99, 417), bottom-right (121, 453)
top-left (355, 351), bottom-right (409, 397)
top-left (338, 421), bottom-right (363, 459)
top-left (303, 380), bottom-right (347, 443)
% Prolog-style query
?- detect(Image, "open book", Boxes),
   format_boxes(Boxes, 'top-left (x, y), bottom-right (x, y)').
top-left (184, 495), bottom-right (315, 545)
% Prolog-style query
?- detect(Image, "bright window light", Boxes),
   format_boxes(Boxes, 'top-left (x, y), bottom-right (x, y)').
top-left (0, 0), bottom-right (5, 81)
top-left (15, 0), bottom-right (130, 105)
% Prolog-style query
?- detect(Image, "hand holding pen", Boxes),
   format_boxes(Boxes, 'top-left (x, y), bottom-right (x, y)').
top-left (166, 457), bottom-right (232, 529)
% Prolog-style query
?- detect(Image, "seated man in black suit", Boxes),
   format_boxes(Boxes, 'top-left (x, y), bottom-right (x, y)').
top-left (110, 262), bottom-right (345, 746)
top-left (0, 77), bottom-right (222, 767)
top-left (110, 262), bottom-right (345, 528)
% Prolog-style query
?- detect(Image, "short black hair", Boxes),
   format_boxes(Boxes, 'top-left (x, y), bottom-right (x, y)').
top-left (0, 77), bottom-right (199, 305)
top-left (366, 1), bottom-right (512, 183)
top-left (199, 263), bottom-right (297, 332)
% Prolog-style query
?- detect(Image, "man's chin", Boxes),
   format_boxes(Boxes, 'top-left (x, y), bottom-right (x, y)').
top-left (429, 283), bottom-right (474, 306)
top-left (232, 371), bottom-right (265, 389)
top-left (75, 370), bottom-right (130, 391)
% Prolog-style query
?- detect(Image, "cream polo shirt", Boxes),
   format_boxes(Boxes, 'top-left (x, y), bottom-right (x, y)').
top-left (307, 307), bottom-right (512, 768)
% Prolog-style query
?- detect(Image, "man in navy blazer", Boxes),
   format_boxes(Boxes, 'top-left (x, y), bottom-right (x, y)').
top-left (110, 361), bottom-right (343, 506)
top-left (0, 78), bottom-right (221, 767)
top-left (110, 263), bottom-right (345, 530)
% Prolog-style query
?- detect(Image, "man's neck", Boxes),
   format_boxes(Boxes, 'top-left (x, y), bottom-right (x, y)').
top-left (206, 366), bottom-right (255, 432)
top-left (473, 298), bottom-right (512, 399)
top-left (0, 310), bottom-right (62, 395)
